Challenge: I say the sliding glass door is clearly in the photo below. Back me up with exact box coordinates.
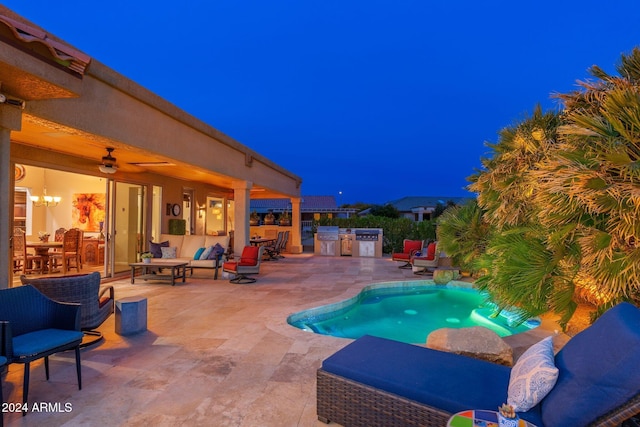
[107,182,146,276]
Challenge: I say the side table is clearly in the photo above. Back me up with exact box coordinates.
[448,409,536,427]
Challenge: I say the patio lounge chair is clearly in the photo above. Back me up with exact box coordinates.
[222,245,265,284]
[0,285,83,416]
[20,272,115,347]
[412,241,439,275]
[317,302,640,426]
[391,239,423,269]
[264,231,284,260]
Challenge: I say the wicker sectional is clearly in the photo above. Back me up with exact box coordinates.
[317,369,450,427]
[317,303,640,427]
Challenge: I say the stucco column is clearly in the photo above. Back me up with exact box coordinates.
[0,105,22,288]
[289,197,302,253]
[232,180,252,256]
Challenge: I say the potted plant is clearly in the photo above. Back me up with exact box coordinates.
[38,231,50,242]
[497,403,519,426]
[279,210,291,226]
[250,211,260,226]
[264,210,275,225]
[140,252,153,263]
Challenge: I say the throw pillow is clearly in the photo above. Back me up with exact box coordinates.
[507,336,559,412]
[161,246,177,259]
[194,247,206,260]
[149,240,169,258]
[207,243,225,260]
[200,246,214,260]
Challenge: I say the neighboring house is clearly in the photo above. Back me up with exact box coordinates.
[360,196,475,221]
[251,195,356,225]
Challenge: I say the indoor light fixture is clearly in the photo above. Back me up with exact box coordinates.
[31,190,61,207]
[99,147,118,174]
[31,169,61,207]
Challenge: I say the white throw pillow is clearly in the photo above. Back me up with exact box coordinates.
[200,246,214,260]
[161,246,177,259]
[507,336,559,412]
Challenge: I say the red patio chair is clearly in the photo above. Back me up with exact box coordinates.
[391,239,423,269]
[222,246,265,284]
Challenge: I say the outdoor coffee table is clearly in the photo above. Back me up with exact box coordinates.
[129,261,188,286]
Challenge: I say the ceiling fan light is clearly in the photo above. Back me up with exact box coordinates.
[99,147,118,174]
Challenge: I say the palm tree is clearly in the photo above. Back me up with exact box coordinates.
[534,48,640,316]
[436,200,490,275]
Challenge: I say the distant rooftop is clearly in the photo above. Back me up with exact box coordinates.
[387,196,475,211]
[251,195,355,213]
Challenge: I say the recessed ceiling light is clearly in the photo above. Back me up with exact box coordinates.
[128,162,176,167]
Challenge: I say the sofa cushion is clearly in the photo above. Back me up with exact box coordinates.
[190,259,217,268]
[13,329,83,356]
[179,235,204,259]
[149,240,169,258]
[507,336,558,411]
[160,234,186,256]
[541,302,640,426]
[321,335,543,426]
[204,235,230,249]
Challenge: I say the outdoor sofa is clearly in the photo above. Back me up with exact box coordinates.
[150,234,229,279]
[317,302,640,426]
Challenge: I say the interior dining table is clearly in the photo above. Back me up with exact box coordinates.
[26,241,63,274]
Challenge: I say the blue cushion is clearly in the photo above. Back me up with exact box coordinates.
[13,329,83,357]
[321,335,543,426]
[200,246,214,260]
[149,240,169,258]
[208,243,225,260]
[541,302,640,426]
[194,247,205,260]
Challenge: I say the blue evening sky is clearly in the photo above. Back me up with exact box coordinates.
[5,1,640,204]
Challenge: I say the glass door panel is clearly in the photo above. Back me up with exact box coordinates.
[110,182,146,275]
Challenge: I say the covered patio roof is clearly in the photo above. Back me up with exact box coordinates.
[0,5,301,199]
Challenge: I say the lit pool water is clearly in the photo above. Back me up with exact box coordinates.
[287,281,539,344]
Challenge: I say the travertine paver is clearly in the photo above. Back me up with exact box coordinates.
[2,254,563,426]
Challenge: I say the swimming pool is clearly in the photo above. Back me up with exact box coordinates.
[287,280,540,344]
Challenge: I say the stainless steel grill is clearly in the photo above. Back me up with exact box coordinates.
[316,226,339,241]
[355,229,380,241]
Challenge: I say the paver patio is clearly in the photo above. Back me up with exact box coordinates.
[2,254,564,426]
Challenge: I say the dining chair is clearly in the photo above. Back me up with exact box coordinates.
[50,228,67,272]
[50,228,81,274]
[12,228,43,275]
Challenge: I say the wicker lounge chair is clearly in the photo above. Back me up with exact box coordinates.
[317,302,640,426]
[391,239,423,269]
[0,285,83,416]
[21,272,114,346]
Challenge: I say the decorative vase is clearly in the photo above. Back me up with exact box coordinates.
[143,258,151,264]
[497,413,520,427]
